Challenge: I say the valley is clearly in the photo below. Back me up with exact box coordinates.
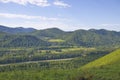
[0,0,120,79]
[0,25,120,80]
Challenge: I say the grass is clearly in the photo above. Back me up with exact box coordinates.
[78,48,120,80]
[81,49,120,69]
[0,68,81,80]
[0,47,116,80]
[62,47,95,52]
[48,39,65,43]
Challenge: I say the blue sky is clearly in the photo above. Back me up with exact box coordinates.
[0,0,120,31]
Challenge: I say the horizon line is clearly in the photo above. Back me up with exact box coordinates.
[0,24,120,32]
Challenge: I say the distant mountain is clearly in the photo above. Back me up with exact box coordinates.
[0,31,7,38]
[0,25,36,34]
[2,35,50,47]
[31,28,120,47]
[66,29,120,47]
[0,25,120,47]
[31,28,65,39]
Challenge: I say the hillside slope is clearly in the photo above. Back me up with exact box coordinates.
[66,29,120,47]
[3,35,50,47]
[81,49,120,69]
[79,49,120,80]
[31,28,65,39]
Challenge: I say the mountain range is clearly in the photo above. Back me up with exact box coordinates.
[0,25,36,34]
[0,25,120,47]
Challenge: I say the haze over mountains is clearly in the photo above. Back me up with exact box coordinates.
[0,25,120,33]
[0,25,120,47]
[0,25,36,34]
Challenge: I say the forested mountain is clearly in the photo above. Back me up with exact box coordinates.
[5,35,51,47]
[0,25,120,47]
[31,28,65,39]
[0,25,36,34]
[0,35,50,47]
[66,29,120,47]
[0,31,7,38]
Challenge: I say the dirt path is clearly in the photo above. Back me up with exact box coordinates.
[0,58,74,66]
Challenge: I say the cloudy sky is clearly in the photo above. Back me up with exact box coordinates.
[0,0,120,31]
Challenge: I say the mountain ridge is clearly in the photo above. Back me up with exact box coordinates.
[0,25,36,34]
[1,25,120,32]
[0,25,120,47]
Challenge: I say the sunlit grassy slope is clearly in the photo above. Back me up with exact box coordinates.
[79,49,120,80]
[48,39,65,43]
[81,49,120,69]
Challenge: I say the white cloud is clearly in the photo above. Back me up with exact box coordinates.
[0,13,58,21]
[0,12,73,30]
[0,0,71,8]
[0,0,50,7]
[53,0,71,8]
[0,22,76,31]
[96,23,120,31]
[99,24,120,27]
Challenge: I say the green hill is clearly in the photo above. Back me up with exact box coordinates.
[32,28,120,47]
[31,28,65,39]
[66,29,120,47]
[81,49,120,69]
[3,35,50,47]
[79,49,120,80]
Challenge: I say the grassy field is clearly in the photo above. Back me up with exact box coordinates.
[0,47,118,80]
[81,49,120,69]
[0,47,99,64]
[48,39,65,43]
[79,48,120,80]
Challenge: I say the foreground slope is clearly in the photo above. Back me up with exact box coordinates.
[81,49,120,69]
[80,49,120,80]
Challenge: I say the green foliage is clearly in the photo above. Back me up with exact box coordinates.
[66,29,120,47]
[1,26,120,47]
[0,47,112,80]
[0,47,110,64]
[8,35,50,47]
[0,35,50,47]
[31,28,65,38]
[48,39,65,43]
